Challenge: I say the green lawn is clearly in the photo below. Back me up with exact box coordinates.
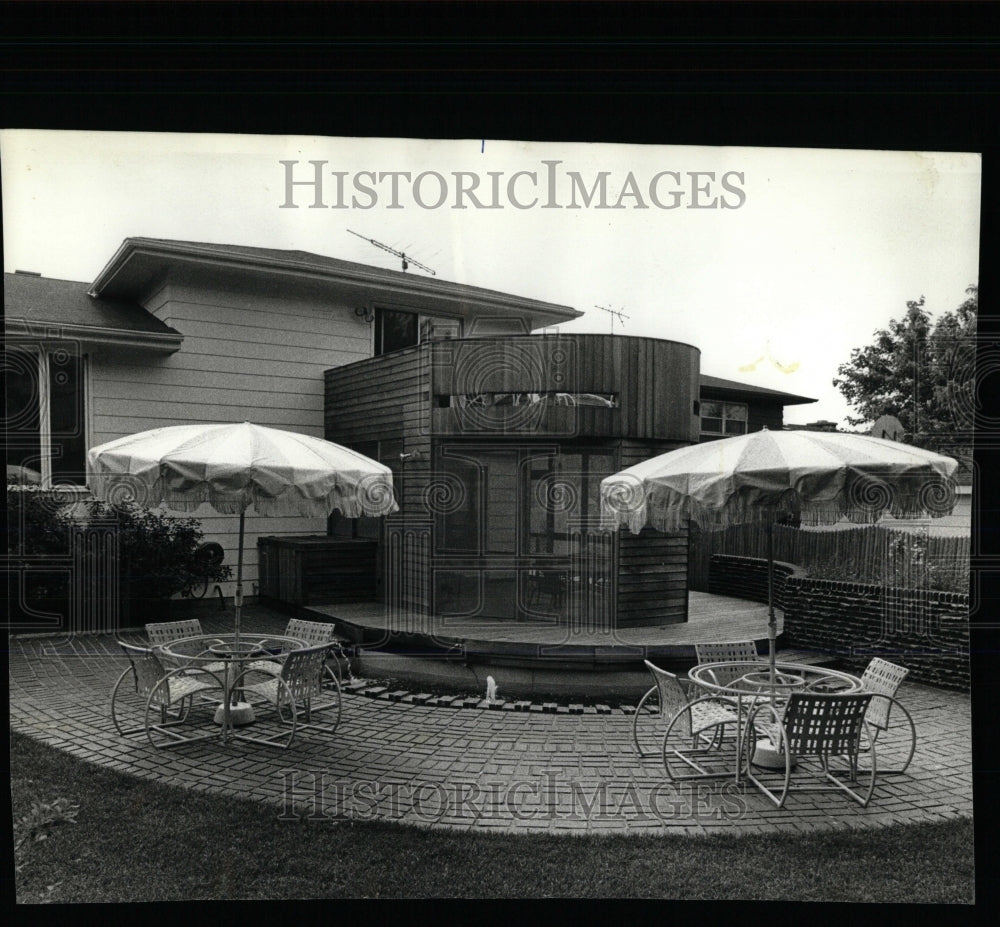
[11,729,974,903]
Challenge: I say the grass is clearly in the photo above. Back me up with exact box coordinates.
[11,729,974,903]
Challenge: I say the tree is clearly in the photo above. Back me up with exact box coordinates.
[833,286,977,474]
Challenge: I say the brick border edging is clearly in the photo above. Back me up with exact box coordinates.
[341,679,654,715]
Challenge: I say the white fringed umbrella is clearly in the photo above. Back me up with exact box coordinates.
[600,428,959,685]
[87,421,398,643]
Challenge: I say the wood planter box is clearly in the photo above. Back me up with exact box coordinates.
[257,536,377,607]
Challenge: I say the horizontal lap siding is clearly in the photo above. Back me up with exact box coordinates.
[88,281,370,596]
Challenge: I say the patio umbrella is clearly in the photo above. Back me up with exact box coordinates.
[86,421,398,644]
[599,428,959,688]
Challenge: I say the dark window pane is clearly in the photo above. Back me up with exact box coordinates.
[49,353,86,484]
[725,419,747,435]
[436,454,480,553]
[4,351,42,479]
[376,309,419,355]
[701,417,723,433]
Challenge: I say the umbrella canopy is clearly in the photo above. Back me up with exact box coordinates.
[600,429,959,691]
[87,422,399,642]
[600,429,958,536]
[87,421,398,519]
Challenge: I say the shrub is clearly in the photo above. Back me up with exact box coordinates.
[85,500,232,598]
[5,490,231,606]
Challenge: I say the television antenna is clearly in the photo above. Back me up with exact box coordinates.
[347,229,437,275]
[595,305,630,333]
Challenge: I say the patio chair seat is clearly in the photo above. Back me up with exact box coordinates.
[689,699,743,735]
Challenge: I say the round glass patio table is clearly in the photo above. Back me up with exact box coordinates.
[686,661,865,780]
[156,633,308,739]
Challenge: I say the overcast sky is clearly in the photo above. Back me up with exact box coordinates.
[1,130,982,426]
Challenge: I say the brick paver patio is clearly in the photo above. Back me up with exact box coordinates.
[8,609,974,834]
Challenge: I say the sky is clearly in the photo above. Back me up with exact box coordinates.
[1,130,982,427]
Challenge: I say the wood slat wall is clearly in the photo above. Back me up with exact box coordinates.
[325,348,433,611]
[615,439,691,626]
[430,334,700,441]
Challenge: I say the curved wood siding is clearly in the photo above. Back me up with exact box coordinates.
[325,335,699,627]
[429,335,699,441]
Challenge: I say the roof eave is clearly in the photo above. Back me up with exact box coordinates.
[90,238,585,324]
[5,317,184,354]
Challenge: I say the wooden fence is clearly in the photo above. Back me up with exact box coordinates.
[688,523,970,593]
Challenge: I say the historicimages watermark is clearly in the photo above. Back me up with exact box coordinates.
[279,160,746,211]
[278,770,748,824]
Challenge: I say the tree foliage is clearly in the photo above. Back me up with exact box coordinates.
[833,286,977,472]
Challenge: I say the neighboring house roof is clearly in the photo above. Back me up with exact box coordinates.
[4,272,184,353]
[699,374,816,406]
[89,237,584,329]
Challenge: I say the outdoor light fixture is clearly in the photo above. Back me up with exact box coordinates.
[355,305,375,323]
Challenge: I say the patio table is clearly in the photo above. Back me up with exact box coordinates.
[156,633,307,741]
[687,660,864,782]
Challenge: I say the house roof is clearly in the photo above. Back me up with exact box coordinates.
[90,237,584,328]
[4,272,184,352]
[699,374,816,406]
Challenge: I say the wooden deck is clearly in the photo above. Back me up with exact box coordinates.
[304,591,831,670]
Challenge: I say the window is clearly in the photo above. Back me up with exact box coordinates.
[374,308,463,356]
[374,308,419,355]
[4,347,87,486]
[701,400,748,436]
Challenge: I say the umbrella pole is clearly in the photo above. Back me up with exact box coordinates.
[234,509,245,649]
[767,520,777,701]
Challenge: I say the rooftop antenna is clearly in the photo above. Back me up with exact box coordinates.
[348,229,437,275]
[595,304,630,334]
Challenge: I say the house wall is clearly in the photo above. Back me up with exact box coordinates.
[88,279,372,596]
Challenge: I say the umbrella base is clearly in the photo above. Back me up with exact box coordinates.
[214,702,256,726]
[752,741,797,770]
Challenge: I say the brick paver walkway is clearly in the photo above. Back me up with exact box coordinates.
[8,617,973,834]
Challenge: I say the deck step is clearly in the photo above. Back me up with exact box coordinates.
[774,649,838,666]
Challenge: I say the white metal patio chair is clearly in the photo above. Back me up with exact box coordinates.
[111,641,224,749]
[234,643,343,749]
[744,691,877,808]
[632,660,742,782]
[243,617,351,682]
[694,640,763,687]
[858,657,916,775]
[145,618,205,646]
[799,656,916,775]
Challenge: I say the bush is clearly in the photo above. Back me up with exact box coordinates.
[5,491,232,609]
[86,500,231,599]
